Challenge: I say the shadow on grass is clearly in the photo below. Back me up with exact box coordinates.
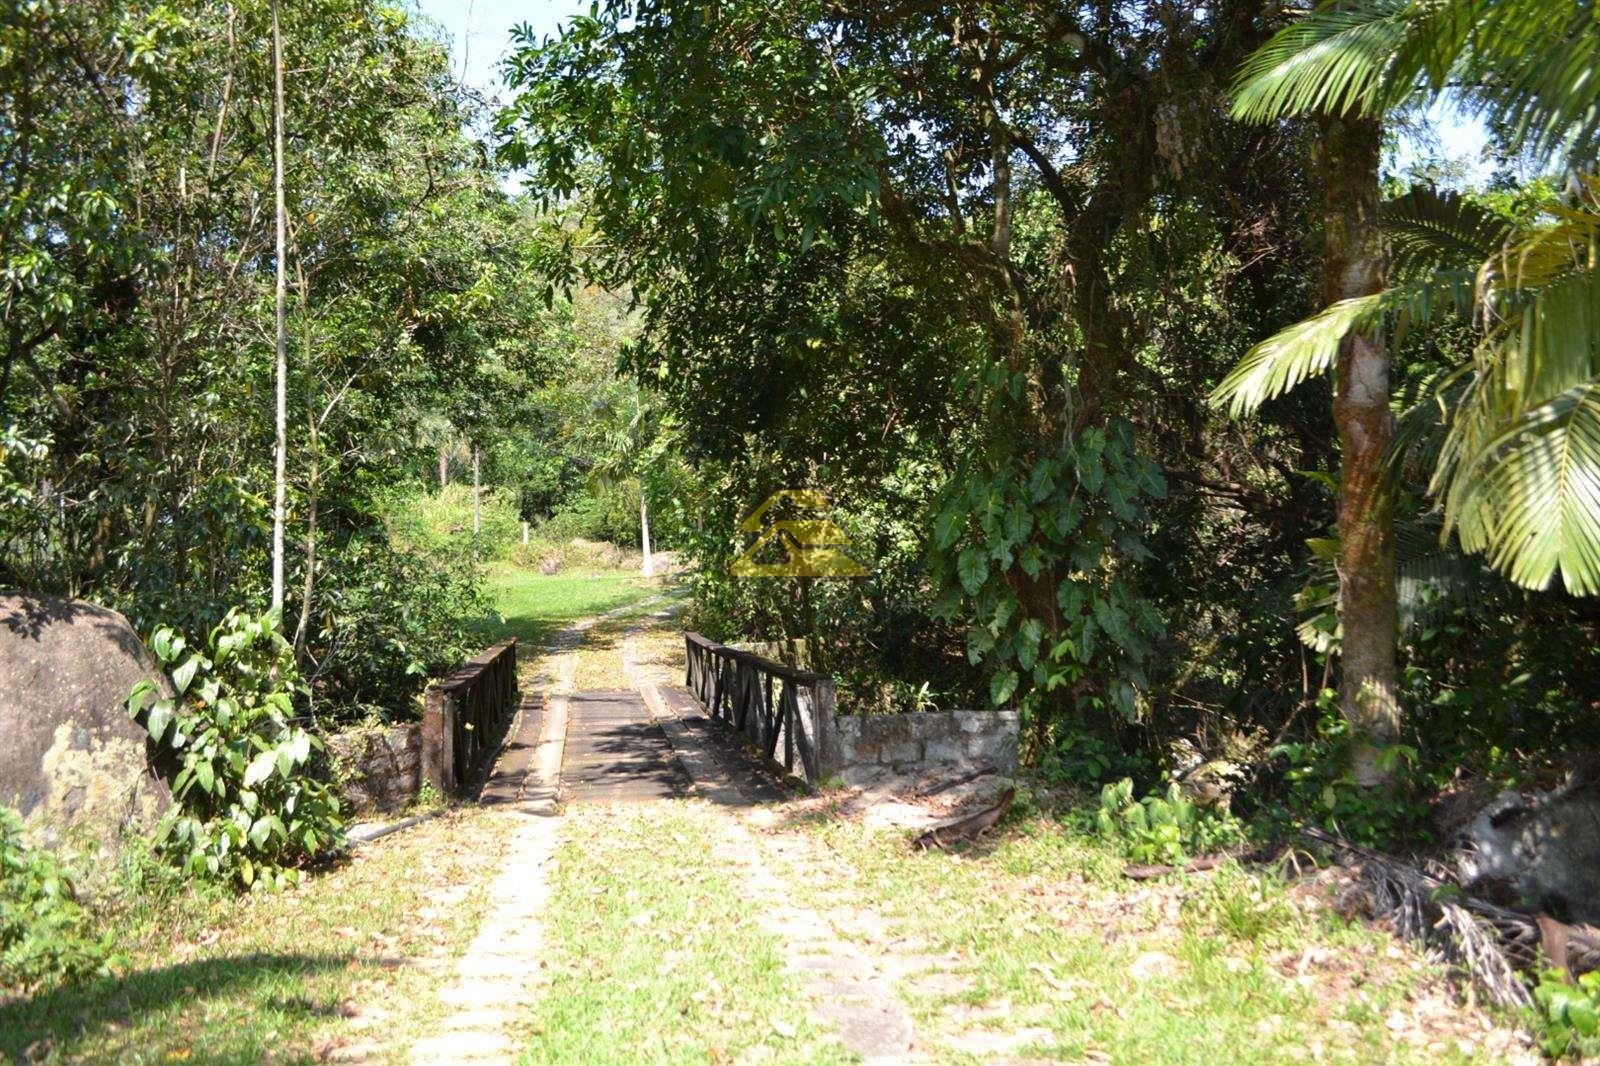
[0,952,353,1059]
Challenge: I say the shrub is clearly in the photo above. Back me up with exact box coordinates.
[536,492,635,545]
[0,807,111,993]
[129,610,346,891]
[1531,969,1600,1060]
[1095,777,1245,865]
[1269,689,1428,846]
[301,534,490,720]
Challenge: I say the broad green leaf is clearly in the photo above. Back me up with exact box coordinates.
[989,669,1018,707]
[172,654,201,695]
[243,749,279,789]
[957,547,988,595]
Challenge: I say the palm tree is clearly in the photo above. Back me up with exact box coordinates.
[588,392,663,578]
[1215,0,1600,782]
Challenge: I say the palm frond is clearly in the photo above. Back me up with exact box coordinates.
[1210,294,1384,416]
[1212,268,1476,417]
[1465,0,1600,167]
[1230,0,1433,124]
[1451,382,1600,594]
[1384,186,1513,278]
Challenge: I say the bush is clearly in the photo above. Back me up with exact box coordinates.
[1531,969,1600,1060]
[129,610,346,891]
[1095,777,1245,865]
[508,536,639,573]
[0,807,111,993]
[536,492,635,545]
[1269,689,1428,846]
[382,483,522,560]
[301,534,490,720]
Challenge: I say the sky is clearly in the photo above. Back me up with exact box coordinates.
[413,0,580,104]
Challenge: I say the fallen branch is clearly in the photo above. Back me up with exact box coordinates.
[1122,854,1231,880]
[912,787,1014,850]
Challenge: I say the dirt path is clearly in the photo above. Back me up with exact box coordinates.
[406,607,600,1064]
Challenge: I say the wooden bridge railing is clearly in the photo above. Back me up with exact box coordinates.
[421,637,518,795]
[684,632,835,783]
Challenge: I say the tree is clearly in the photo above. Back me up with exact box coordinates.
[501,0,1330,750]
[0,0,545,720]
[271,0,289,613]
[588,391,665,577]
[1213,0,1600,782]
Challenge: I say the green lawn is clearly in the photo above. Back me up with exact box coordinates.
[0,808,513,1064]
[482,565,661,651]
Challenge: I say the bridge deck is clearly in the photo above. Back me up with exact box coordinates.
[560,690,690,803]
[477,683,794,808]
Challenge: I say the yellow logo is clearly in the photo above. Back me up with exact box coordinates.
[730,490,869,577]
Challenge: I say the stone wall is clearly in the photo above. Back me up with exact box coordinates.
[326,723,421,815]
[821,710,1019,785]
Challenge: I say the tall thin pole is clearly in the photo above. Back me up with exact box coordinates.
[472,445,481,535]
[270,0,287,613]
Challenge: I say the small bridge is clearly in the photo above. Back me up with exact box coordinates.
[416,633,817,807]
[416,630,1018,807]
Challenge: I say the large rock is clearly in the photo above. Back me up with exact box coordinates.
[0,593,173,858]
[1452,762,1600,926]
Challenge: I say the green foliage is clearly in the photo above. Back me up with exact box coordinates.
[1035,729,1158,791]
[1269,691,1427,846]
[1,0,555,727]
[930,420,1165,729]
[382,484,522,561]
[130,611,345,891]
[1094,778,1246,866]
[299,537,490,719]
[0,808,111,993]
[1531,969,1600,1060]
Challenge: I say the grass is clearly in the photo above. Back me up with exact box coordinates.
[521,805,850,1065]
[1,807,514,1063]
[771,801,1504,1064]
[483,564,659,652]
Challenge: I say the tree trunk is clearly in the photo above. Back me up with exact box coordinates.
[438,444,449,489]
[471,445,481,536]
[640,494,653,577]
[1322,115,1400,788]
[269,0,287,614]
[294,265,316,662]
[295,417,317,658]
